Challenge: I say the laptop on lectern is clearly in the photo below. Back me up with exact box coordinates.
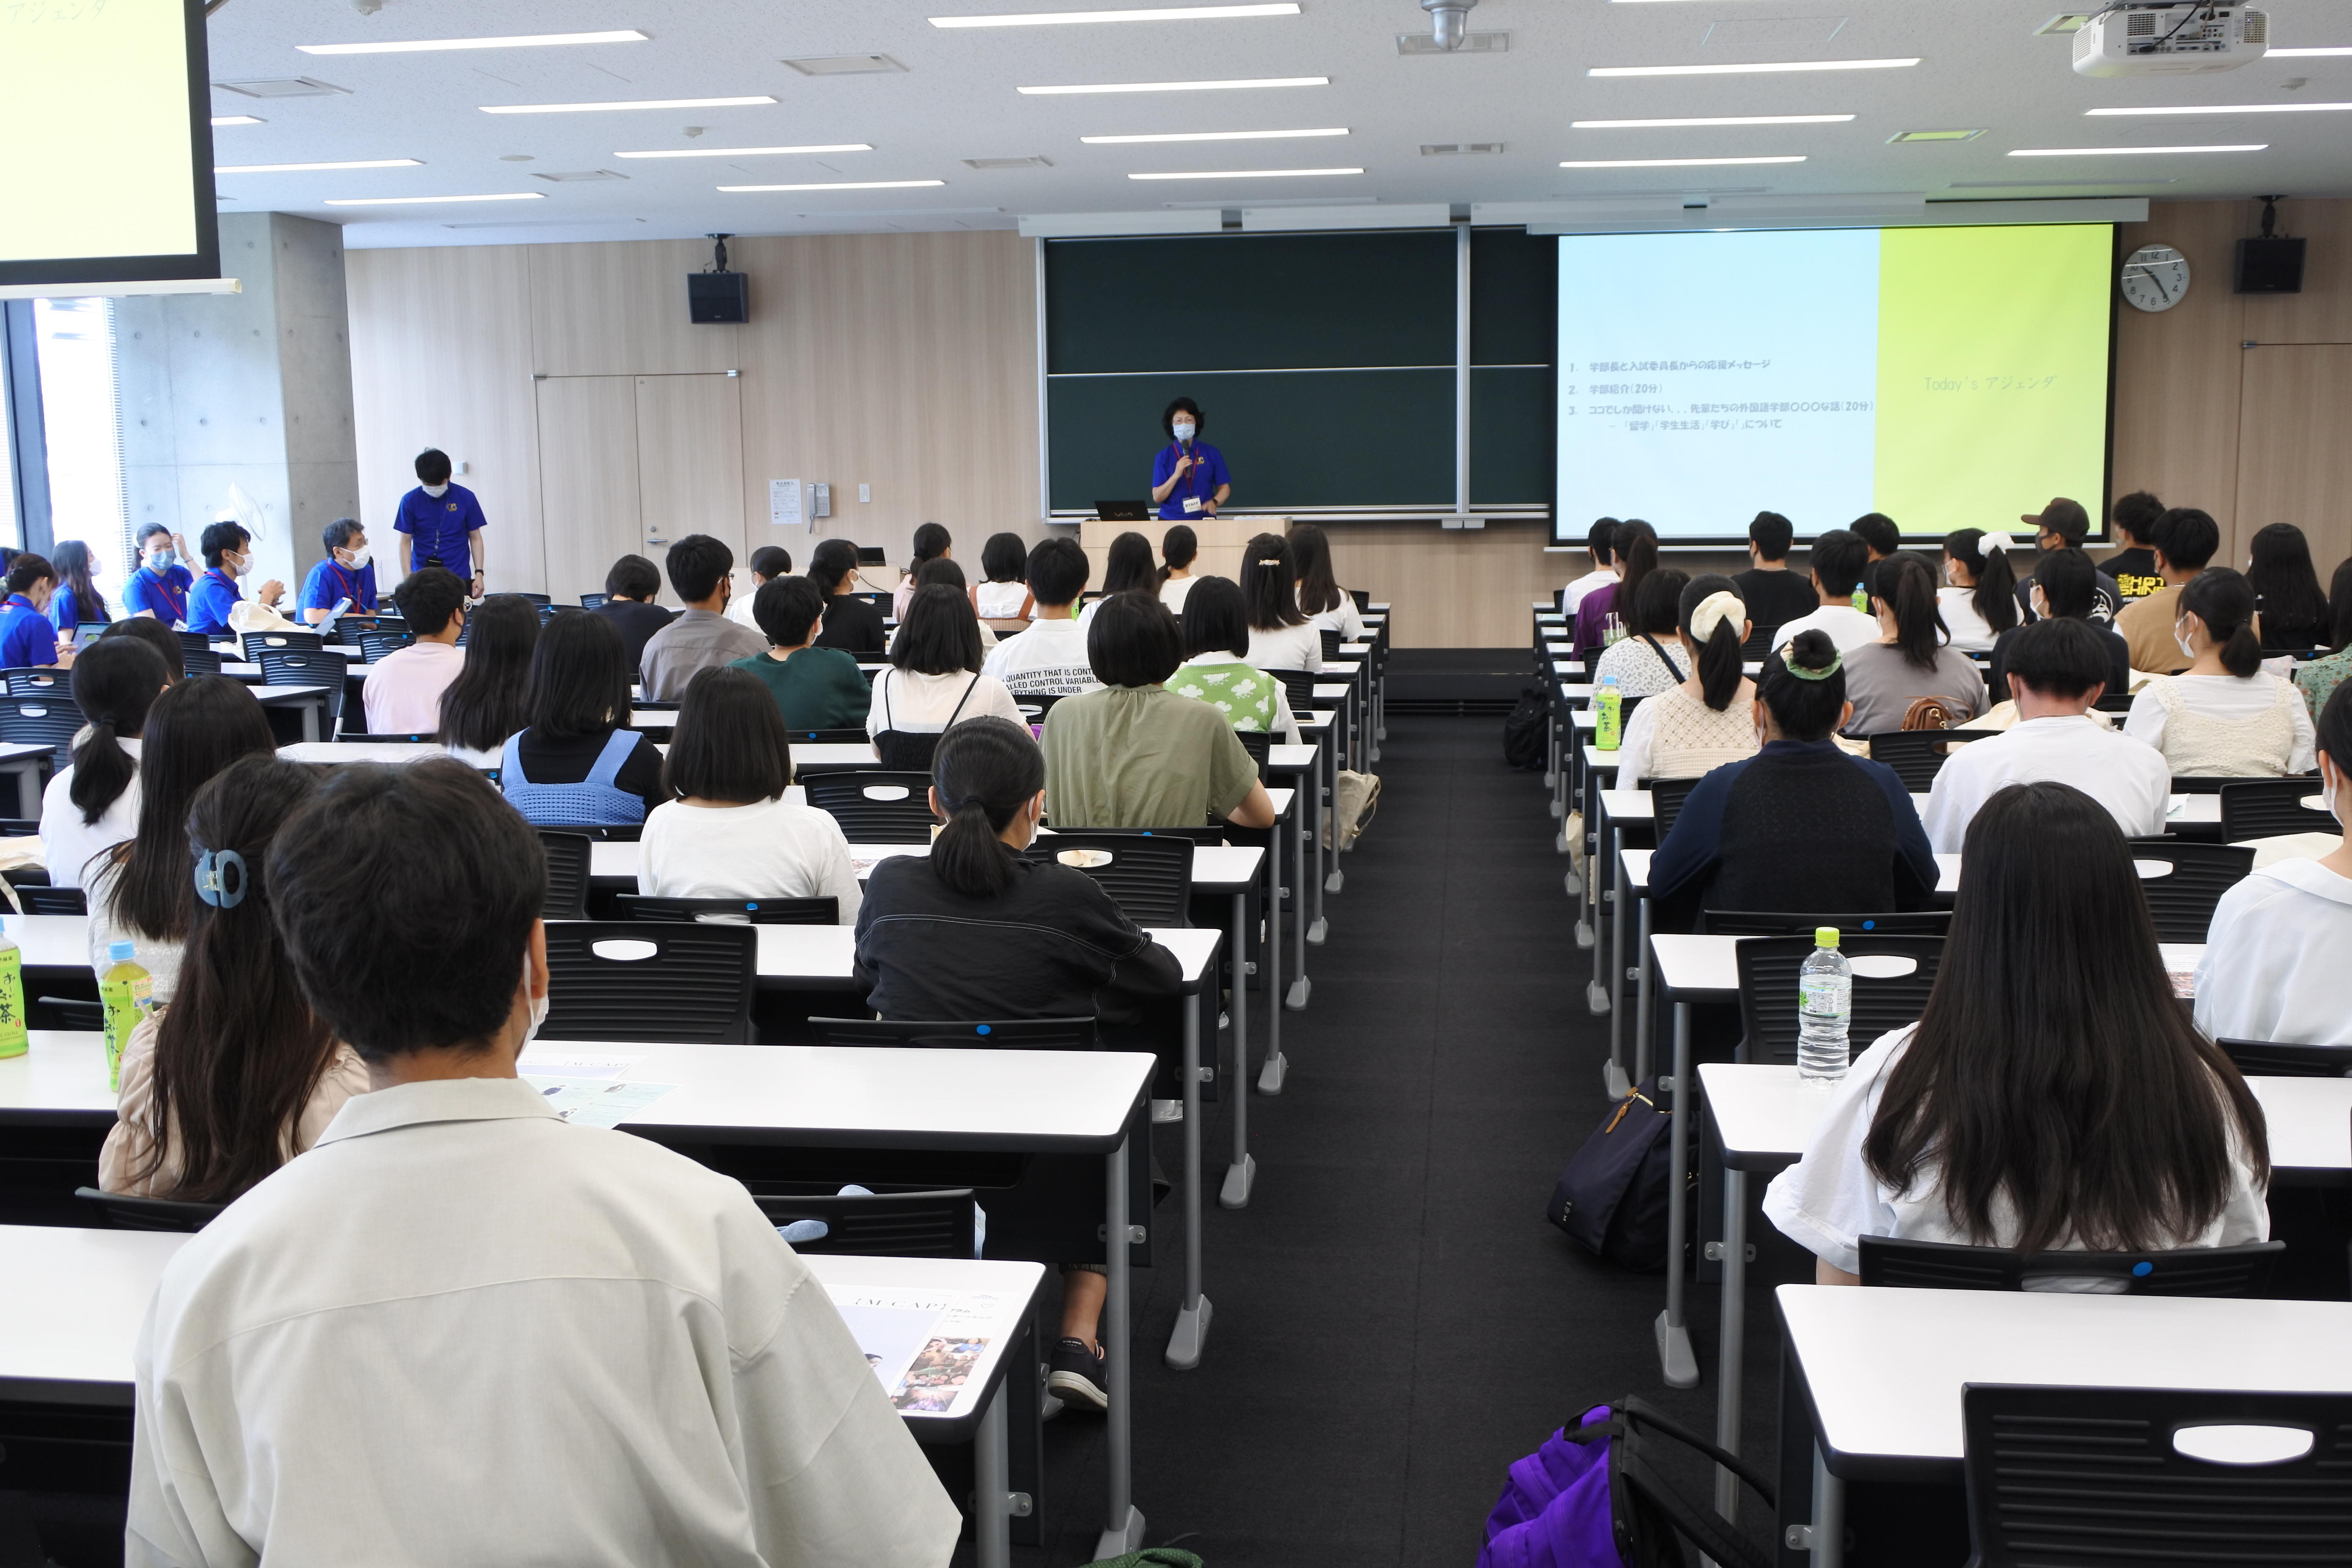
[1094,500,1150,522]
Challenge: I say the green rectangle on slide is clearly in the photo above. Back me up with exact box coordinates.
[1873,225,2113,536]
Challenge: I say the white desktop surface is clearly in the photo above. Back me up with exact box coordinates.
[1646,934,2202,1000]
[590,838,1263,893]
[1267,745,1318,770]
[773,743,886,768]
[1311,685,1350,702]
[0,1031,114,1116]
[0,1225,188,1396]
[1602,791,1935,829]
[0,742,53,766]
[1618,847,1958,896]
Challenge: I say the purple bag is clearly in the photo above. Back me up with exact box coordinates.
[1475,1400,1776,1568]
[1476,1405,1621,1568]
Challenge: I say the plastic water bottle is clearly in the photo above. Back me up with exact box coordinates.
[1594,675,1623,751]
[1797,927,1851,1082]
[0,923,22,1060]
[1851,583,1870,614]
[100,940,153,1092]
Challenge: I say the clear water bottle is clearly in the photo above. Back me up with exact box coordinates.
[1797,926,1851,1082]
[1594,674,1623,751]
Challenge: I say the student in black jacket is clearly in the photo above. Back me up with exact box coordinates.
[588,553,673,672]
[808,537,887,656]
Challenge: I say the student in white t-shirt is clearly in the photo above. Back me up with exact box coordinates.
[1766,780,2270,1285]
[40,636,167,890]
[725,544,792,634]
[2124,568,2317,777]
[1239,531,1322,673]
[1157,523,1200,615]
[1936,528,2022,653]
[1558,517,1620,615]
[974,532,1033,622]
[638,667,862,924]
[1769,528,1881,655]
[981,537,1101,698]
[1075,531,1155,635]
[1287,522,1365,643]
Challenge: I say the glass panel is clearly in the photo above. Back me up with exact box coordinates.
[32,296,127,568]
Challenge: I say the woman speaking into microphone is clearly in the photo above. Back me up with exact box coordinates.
[1151,396,1232,523]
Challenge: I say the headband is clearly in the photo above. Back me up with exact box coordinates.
[1979,531,2014,555]
[194,847,250,909]
[1776,645,1843,682]
[1688,591,1745,644]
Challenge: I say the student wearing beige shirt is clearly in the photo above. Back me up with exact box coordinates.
[2114,504,2221,677]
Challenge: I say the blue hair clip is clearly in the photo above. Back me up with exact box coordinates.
[193,848,249,910]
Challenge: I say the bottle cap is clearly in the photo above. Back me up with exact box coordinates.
[1815,926,1838,948]
[109,940,135,963]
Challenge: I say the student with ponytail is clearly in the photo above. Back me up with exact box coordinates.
[1157,523,1200,614]
[1938,528,2021,652]
[1574,518,1659,662]
[1840,553,1986,735]
[40,636,170,889]
[1614,576,1759,783]
[2124,567,2315,777]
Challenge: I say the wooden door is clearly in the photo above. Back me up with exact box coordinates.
[635,373,748,598]
[2235,346,2352,573]
[534,376,640,605]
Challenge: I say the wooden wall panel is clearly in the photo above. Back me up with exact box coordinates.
[2112,201,2249,553]
[528,242,741,379]
[532,376,639,606]
[635,373,747,578]
[2235,346,2352,574]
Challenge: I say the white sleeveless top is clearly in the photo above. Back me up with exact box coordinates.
[2145,675,2300,777]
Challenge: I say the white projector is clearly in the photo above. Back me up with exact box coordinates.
[2074,3,2269,75]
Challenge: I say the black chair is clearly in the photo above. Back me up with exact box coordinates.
[1733,934,1945,1066]
[176,630,218,663]
[1236,727,1271,777]
[1015,691,1066,723]
[1348,588,1370,612]
[751,1187,978,1258]
[1960,1383,2352,1568]
[1022,833,1193,926]
[336,731,432,744]
[1649,775,1704,838]
[1740,624,1780,662]
[2219,1037,2352,1078]
[73,1186,224,1232]
[1861,1234,2283,1294]
[534,603,561,626]
[254,648,346,731]
[2123,838,2254,942]
[2169,773,2274,795]
[802,771,938,843]
[809,1016,1099,1051]
[0,695,86,771]
[1272,667,1337,712]
[539,921,757,1043]
[0,667,66,697]
[786,728,872,746]
[514,592,552,606]
[16,885,86,915]
[240,629,322,661]
[2093,690,2135,715]
[358,629,414,664]
[2220,778,2330,842]
[1701,910,1951,937]
[580,593,610,610]
[1865,729,1988,792]
[0,818,41,836]
[1318,629,1343,662]
[538,831,591,921]
[619,894,837,926]
[849,591,893,612]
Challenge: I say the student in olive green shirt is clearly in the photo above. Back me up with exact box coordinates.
[728,575,873,733]
[1041,591,1278,832]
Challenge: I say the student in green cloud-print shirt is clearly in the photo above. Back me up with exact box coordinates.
[1167,575,1301,741]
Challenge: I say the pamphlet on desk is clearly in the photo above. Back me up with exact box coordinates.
[519,1053,675,1129]
[828,1285,1011,1418]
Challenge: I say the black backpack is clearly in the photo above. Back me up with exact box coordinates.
[1502,685,1548,770]
[1546,1079,1681,1272]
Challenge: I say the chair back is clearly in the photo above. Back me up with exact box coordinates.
[1864,729,1987,792]
[514,592,552,606]
[537,831,592,921]
[338,732,432,744]
[0,696,87,771]
[751,1188,978,1259]
[357,629,413,664]
[801,770,939,843]
[1699,909,1951,937]
[786,728,872,746]
[0,668,65,698]
[1860,1234,2283,1295]
[579,592,610,611]
[539,921,756,1043]
[16,884,86,915]
[1023,833,1194,926]
[74,1185,223,1232]
[2219,1037,2352,1078]
[240,629,322,661]
[2093,691,2135,715]
[1740,624,1780,662]
[176,629,218,662]
[619,894,837,926]
[180,645,223,676]
[808,1016,1099,1051]
[2124,838,2254,942]
[2220,779,2331,843]
[254,648,346,727]
[1733,933,1944,1066]
[1236,728,1271,777]
[1015,691,1066,724]
[1271,668,1329,711]
[1318,629,1343,662]
[1349,588,1370,612]
[2168,773,2278,795]
[1649,775,1705,838]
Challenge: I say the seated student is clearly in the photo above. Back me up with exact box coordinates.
[361,568,468,737]
[1936,529,2021,654]
[2124,567,2316,777]
[981,537,1100,697]
[186,520,290,638]
[41,637,169,890]
[1840,554,1986,735]
[101,756,368,1199]
[122,523,194,627]
[1239,533,1323,673]
[1650,630,1938,916]
[501,610,666,826]
[1923,618,2169,852]
[2115,506,2221,675]
[1558,517,1620,617]
[2196,683,2352,1046]
[130,758,958,1566]
[1764,780,2270,1285]
[1157,523,1200,615]
[638,535,768,702]
[2247,521,2331,652]
[48,539,113,640]
[854,716,1182,1412]
[88,676,276,1002]
[893,522,953,622]
[590,553,674,672]
[1615,576,1758,784]
[809,537,888,656]
[1573,519,1658,661]
[639,668,861,923]
[1042,592,1278,831]
[1732,511,1822,634]
[436,594,538,768]
[1765,528,1880,655]
[868,583,1022,768]
[1076,530,1156,634]
[1987,547,2132,703]
[99,614,187,681]
[2295,557,2352,721]
[1590,567,1692,699]
[1172,574,1304,743]
[299,517,379,627]
[1288,522,1366,643]
[975,531,1034,622]
[2013,499,2121,624]
[898,557,994,651]
[730,574,873,731]
[1848,510,1903,570]
[2103,489,2167,602]
[726,544,792,633]
[0,553,71,669]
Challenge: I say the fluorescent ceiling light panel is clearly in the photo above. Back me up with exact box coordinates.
[218,158,422,173]
[1559,155,1805,167]
[481,96,776,114]
[1888,128,1983,142]
[2009,144,2266,155]
[1127,166,1361,178]
[298,30,648,54]
[1018,76,1327,93]
[2268,46,2352,57]
[1081,126,1346,142]
[1588,58,1919,76]
[1570,113,1853,127]
[211,116,263,126]
[324,192,544,205]
[719,179,949,191]
[615,143,874,158]
[2086,102,2352,115]
[932,4,1298,25]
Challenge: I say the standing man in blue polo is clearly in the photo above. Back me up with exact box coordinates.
[1148,396,1232,524]
[122,523,194,626]
[187,522,288,637]
[300,517,380,627]
[395,448,487,596]
[0,555,71,669]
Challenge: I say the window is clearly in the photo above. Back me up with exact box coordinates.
[32,297,129,570]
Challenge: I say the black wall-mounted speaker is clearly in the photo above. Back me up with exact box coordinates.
[688,271,749,323]
[2234,236,2306,294]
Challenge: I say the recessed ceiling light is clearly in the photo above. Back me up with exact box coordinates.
[1018,76,1328,94]
[1887,128,1984,142]
[964,155,1054,168]
[2034,12,2092,34]
[211,115,264,126]
[718,179,949,191]
[1588,58,1919,76]
[297,30,649,54]
[218,158,423,173]
[2086,101,2352,115]
[1127,166,1361,178]
[1570,114,1854,128]
[615,143,874,158]
[1081,126,1347,142]
[932,4,1298,26]
[482,96,777,114]
[324,192,546,205]
[2268,46,2352,57]
[2008,144,2267,155]
[533,169,629,182]
[1559,154,1806,167]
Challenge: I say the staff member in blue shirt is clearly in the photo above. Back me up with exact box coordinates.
[47,540,112,640]
[1149,396,1231,524]
[0,555,71,670]
[122,524,194,626]
[187,522,289,638]
[300,517,380,627]
[395,447,487,595]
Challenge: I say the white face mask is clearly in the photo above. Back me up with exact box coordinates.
[1172,423,1196,443]
[523,954,549,1044]
[225,550,249,577]
[2175,617,2198,662]
[422,482,449,498]
[339,545,371,571]
[2029,586,2048,621]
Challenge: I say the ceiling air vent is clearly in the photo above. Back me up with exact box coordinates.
[1421,142,1504,155]
[781,54,906,75]
[532,169,629,182]
[214,77,348,97]
[963,156,1054,169]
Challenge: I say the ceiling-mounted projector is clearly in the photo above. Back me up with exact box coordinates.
[2074,3,2268,75]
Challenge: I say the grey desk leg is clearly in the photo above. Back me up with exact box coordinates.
[301,701,321,745]
[1311,741,1334,930]
[1259,828,1288,1094]
[8,761,36,822]
[1805,1443,1846,1568]
[1222,890,1255,1206]
[1633,897,1655,1087]
[1607,828,1629,1071]
[1167,991,1211,1368]
[1655,1000,1700,1388]
[1584,795,1610,1010]
[1286,771,1312,1010]
[1714,1167,1749,1522]
[976,1386,1012,1568]
[1097,1132,1145,1559]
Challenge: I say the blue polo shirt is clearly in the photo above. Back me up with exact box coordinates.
[1151,441,1231,522]
[121,564,192,626]
[48,583,109,636]
[186,569,243,637]
[301,557,378,618]
[0,595,60,668]
[395,483,487,579]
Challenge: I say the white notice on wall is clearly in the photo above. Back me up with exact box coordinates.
[769,479,805,530]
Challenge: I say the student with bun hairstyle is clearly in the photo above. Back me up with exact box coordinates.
[1769,780,2269,1285]
[1287,522,1365,642]
[1238,532,1323,672]
[1157,523,1200,614]
[1840,553,1986,735]
[1589,566,1691,699]
[2124,567,2315,777]
[1574,518,1659,662]
[1938,528,2021,653]
[1171,574,1302,742]
[975,531,1033,621]
[1078,530,1156,634]
[808,537,887,656]
[40,635,170,890]
[1615,575,1758,784]
[1649,629,1937,916]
